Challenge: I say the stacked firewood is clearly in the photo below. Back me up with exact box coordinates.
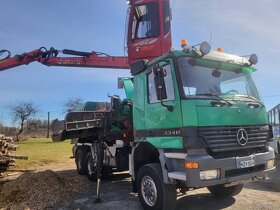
[0,135,17,173]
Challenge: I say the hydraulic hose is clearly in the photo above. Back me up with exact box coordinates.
[0,50,11,61]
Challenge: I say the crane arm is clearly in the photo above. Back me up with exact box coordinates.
[0,47,129,71]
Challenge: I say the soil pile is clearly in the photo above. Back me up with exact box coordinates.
[0,170,72,209]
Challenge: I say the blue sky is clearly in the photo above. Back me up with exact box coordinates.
[0,0,280,126]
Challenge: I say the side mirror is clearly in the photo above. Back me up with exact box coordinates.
[153,66,167,100]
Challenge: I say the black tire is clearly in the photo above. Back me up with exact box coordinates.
[137,163,176,210]
[277,142,280,155]
[207,184,243,198]
[75,148,87,175]
[102,165,112,179]
[86,152,97,181]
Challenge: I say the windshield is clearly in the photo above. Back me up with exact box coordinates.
[178,57,261,101]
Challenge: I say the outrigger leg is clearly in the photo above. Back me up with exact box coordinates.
[95,141,103,203]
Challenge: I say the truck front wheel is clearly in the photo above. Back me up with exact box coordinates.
[75,148,87,175]
[207,184,243,198]
[137,163,176,210]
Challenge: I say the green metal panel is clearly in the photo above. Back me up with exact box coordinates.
[146,137,183,149]
[123,79,133,100]
[118,77,134,100]
[133,73,146,130]
[181,100,199,126]
[195,99,268,126]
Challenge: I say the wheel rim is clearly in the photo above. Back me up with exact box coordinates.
[141,175,158,206]
[87,154,96,175]
[77,154,82,170]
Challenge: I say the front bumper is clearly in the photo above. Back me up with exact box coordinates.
[185,147,276,188]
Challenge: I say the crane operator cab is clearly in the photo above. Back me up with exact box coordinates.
[127,0,172,64]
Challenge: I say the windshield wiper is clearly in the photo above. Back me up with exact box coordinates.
[196,93,232,106]
[236,95,264,107]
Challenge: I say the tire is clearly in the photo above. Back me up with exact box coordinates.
[137,163,176,210]
[86,152,97,181]
[75,148,87,175]
[102,165,112,179]
[207,184,243,198]
[277,142,280,155]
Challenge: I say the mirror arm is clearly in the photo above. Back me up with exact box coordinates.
[161,101,174,112]
[158,87,174,112]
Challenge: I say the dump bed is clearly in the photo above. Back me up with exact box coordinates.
[52,110,113,141]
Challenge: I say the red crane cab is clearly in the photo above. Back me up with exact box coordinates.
[127,0,172,64]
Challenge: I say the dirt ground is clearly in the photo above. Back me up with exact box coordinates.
[0,156,279,210]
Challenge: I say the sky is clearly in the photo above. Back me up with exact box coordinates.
[0,0,280,126]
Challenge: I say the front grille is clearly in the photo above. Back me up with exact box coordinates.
[199,125,269,153]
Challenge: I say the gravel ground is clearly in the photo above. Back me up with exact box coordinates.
[0,156,279,210]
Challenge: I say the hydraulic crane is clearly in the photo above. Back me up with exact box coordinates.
[0,0,172,71]
[1,2,274,210]
[0,0,173,205]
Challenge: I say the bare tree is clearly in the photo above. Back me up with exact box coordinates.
[64,97,83,113]
[10,102,38,140]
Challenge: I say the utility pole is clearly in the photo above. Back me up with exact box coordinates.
[47,111,50,138]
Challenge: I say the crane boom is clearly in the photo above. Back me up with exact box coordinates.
[0,48,129,71]
[0,0,172,71]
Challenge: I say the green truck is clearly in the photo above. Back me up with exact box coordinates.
[54,42,276,210]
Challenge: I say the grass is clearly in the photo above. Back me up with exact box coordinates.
[12,138,73,169]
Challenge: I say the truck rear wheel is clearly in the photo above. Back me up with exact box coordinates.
[75,148,87,175]
[207,184,243,198]
[137,163,176,210]
[86,152,97,181]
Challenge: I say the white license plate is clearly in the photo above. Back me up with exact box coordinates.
[237,159,255,169]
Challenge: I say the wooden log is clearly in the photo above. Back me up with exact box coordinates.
[5,155,28,160]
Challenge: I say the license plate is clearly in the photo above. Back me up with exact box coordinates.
[237,159,255,169]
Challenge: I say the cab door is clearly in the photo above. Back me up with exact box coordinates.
[144,60,183,148]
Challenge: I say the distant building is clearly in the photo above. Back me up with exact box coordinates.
[268,104,280,138]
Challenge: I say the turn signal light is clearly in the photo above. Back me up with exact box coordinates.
[185,162,199,169]
[217,47,223,52]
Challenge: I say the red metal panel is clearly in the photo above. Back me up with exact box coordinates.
[44,55,129,69]
[0,49,42,71]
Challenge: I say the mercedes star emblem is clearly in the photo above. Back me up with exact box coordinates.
[237,129,248,146]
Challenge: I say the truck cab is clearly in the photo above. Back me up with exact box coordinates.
[56,42,276,210]
[130,42,276,209]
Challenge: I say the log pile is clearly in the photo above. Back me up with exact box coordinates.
[0,134,27,174]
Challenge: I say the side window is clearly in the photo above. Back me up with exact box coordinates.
[276,109,279,125]
[131,3,159,40]
[269,112,272,124]
[163,2,171,35]
[148,64,174,103]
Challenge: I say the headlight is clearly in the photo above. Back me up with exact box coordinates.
[267,159,275,169]
[200,169,220,180]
